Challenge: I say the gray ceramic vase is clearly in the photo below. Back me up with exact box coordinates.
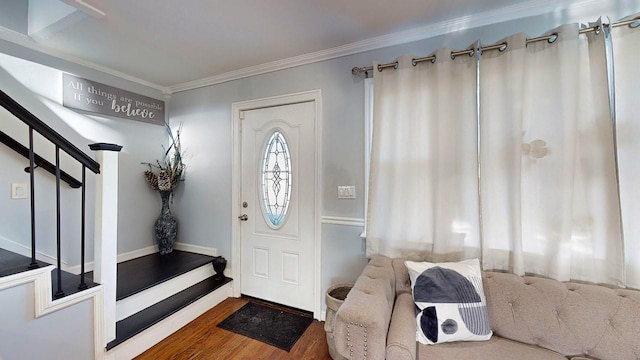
[155,190,177,255]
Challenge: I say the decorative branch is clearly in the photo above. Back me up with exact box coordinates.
[142,122,185,192]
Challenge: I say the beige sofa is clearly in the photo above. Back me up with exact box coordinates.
[327,255,640,360]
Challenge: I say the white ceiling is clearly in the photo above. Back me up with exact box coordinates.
[0,0,607,91]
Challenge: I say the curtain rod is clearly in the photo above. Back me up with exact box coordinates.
[352,16,640,76]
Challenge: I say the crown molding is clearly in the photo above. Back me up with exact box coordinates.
[169,0,600,93]
[0,0,607,95]
[0,26,169,94]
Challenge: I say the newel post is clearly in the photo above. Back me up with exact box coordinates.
[90,143,122,343]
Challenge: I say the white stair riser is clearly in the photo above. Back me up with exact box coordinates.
[116,264,215,321]
[105,281,232,360]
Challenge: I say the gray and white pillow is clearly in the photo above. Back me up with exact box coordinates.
[405,258,492,345]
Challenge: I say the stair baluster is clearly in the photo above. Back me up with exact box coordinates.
[54,145,64,299]
[28,127,38,270]
[78,166,88,290]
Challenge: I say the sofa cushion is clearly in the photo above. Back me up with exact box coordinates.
[406,259,492,345]
[416,335,567,360]
[386,292,417,360]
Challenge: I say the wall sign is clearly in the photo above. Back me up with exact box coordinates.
[62,73,165,125]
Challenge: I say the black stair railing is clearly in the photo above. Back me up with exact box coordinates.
[0,89,100,298]
[0,130,82,188]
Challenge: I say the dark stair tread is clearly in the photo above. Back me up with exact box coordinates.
[50,269,98,299]
[1,248,98,299]
[0,248,48,277]
[106,276,232,350]
[115,250,216,301]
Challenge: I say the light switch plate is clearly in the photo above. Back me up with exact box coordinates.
[11,183,28,199]
[338,185,356,199]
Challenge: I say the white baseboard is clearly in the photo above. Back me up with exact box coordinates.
[116,263,215,321]
[65,262,95,275]
[0,239,218,275]
[105,282,233,360]
[116,243,218,261]
[64,245,159,275]
[0,235,69,268]
[117,245,159,263]
[173,242,218,257]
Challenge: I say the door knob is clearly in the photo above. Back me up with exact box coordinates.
[238,214,248,221]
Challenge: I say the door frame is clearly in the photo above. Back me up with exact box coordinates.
[231,90,323,319]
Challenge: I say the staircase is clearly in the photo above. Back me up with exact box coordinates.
[104,250,232,359]
[0,87,233,359]
[0,85,113,359]
[1,246,233,359]
[0,88,101,299]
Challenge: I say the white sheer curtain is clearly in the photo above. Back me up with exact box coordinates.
[366,48,480,260]
[613,16,640,289]
[366,19,637,287]
[480,23,624,285]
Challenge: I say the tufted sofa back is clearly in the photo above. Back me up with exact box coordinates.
[392,260,640,360]
[482,272,640,360]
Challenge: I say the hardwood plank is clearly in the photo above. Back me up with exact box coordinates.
[136,297,332,360]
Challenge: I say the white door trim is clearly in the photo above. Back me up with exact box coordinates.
[231,90,323,319]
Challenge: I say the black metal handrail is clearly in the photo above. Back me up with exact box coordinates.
[0,90,100,174]
[0,89,100,298]
[0,130,82,188]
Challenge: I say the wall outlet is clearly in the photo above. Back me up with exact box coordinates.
[337,185,356,199]
[11,183,28,199]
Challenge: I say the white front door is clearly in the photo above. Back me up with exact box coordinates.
[239,101,316,311]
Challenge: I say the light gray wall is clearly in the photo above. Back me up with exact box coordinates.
[0,1,28,34]
[169,2,639,310]
[0,281,94,360]
[0,45,168,263]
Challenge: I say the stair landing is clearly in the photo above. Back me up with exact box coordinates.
[0,248,98,298]
[0,248,47,277]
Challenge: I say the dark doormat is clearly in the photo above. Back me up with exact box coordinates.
[217,301,313,351]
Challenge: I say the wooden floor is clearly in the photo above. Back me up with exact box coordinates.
[136,297,332,360]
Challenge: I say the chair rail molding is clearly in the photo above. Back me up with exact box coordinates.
[321,216,365,227]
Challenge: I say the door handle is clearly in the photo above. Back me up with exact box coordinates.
[238,214,248,221]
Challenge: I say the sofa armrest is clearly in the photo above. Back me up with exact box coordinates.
[386,292,417,360]
[334,287,391,360]
[331,255,395,360]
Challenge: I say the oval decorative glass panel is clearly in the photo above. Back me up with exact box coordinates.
[261,131,292,227]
